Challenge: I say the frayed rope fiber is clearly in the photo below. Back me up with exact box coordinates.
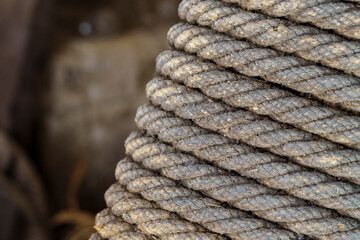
[92,0,360,239]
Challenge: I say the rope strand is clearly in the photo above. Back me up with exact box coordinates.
[156,50,360,150]
[167,23,360,113]
[179,0,360,76]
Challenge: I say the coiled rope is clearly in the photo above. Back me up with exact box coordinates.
[179,0,360,76]
[219,0,360,40]
[104,183,225,239]
[91,0,360,238]
[94,208,150,240]
[156,50,360,150]
[116,158,303,239]
[168,23,360,113]
[115,157,360,239]
[125,131,360,220]
[145,79,360,183]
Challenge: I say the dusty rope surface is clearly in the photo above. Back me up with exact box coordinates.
[116,158,300,240]
[156,50,360,150]
[95,208,151,240]
[125,131,360,220]
[168,23,360,113]
[104,183,225,240]
[220,0,360,39]
[145,79,360,183]
[179,0,360,76]
[91,0,360,238]
[116,157,360,239]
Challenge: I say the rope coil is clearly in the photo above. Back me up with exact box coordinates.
[95,208,151,240]
[125,131,360,220]
[156,50,360,150]
[220,0,360,39]
[114,157,360,239]
[91,0,360,238]
[167,23,360,113]
[144,78,360,184]
[116,158,304,239]
[104,183,225,239]
[179,0,360,76]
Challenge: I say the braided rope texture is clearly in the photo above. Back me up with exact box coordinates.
[104,183,225,239]
[145,78,360,183]
[179,0,360,76]
[156,50,360,150]
[91,0,360,239]
[220,0,360,39]
[95,208,151,240]
[167,22,360,113]
[116,157,305,239]
[115,157,360,239]
[125,131,360,220]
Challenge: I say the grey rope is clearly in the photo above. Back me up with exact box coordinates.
[104,183,225,240]
[156,50,360,150]
[125,131,360,220]
[220,0,360,39]
[116,157,300,240]
[91,0,360,238]
[95,208,151,240]
[167,23,360,113]
[179,0,360,76]
[145,78,360,183]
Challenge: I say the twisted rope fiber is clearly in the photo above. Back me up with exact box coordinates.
[156,50,360,150]
[135,103,360,194]
[167,23,360,113]
[145,78,360,184]
[95,208,151,240]
[125,131,360,221]
[104,183,225,240]
[220,0,360,39]
[179,0,360,77]
[116,157,301,240]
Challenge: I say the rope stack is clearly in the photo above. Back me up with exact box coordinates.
[91,0,360,239]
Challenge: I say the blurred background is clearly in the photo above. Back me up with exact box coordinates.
[0,0,180,239]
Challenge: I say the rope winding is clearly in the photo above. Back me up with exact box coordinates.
[144,78,360,184]
[219,0,360,39]
[167,23,360,113]
[91,0,360,238]
[115,157,360,239]
[156,50,360,150]
[95,208,150,240]
[179,0,360,76]
[104,183,225,239]
[125,131,360,220]
[116,157,300,240]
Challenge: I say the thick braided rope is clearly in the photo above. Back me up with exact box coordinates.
[220,0,360,39]
[179,0,360,76]
[95,208,150,240]
[125,131,360,221]
[116,157,300,240]
[145,78,360,183]
[116,157,360,239]
[104,183,225,240]
[156,50,360,150]
[135,103,360,186]
[167,23,360,113]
